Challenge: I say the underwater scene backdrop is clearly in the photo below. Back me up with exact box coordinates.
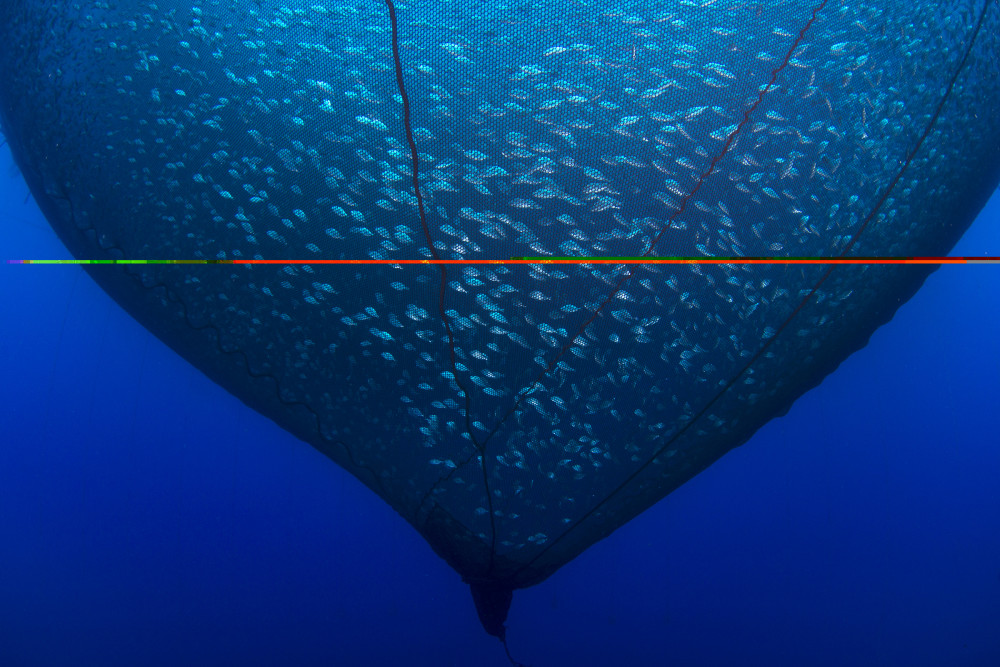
[2,0,1000,664]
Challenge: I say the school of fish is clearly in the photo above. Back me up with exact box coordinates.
[0,0,998,589]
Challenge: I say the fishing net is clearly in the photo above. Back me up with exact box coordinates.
[2,0,998,641]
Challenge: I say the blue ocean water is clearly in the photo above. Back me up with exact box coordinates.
[1,139,999,667]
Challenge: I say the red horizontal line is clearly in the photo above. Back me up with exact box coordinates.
[227,257,993,265]
[10,257,999,265]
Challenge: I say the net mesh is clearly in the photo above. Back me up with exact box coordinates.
[1,0,998,601]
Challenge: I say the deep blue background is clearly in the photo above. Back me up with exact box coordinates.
[1,139,999,666]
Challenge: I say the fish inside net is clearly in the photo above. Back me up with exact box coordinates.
[1,0,998,647]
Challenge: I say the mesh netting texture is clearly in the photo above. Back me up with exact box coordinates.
[2,0,998,638]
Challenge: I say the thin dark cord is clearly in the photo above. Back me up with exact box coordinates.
[382,0,500,569]
[502,635,529,667]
